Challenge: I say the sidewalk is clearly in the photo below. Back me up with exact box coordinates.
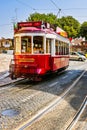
[0,53,13,73]
[0,53,15,86]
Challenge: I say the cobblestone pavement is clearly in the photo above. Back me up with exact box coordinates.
[0,55,87,130]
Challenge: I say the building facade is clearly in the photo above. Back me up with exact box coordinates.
[70,37,87,53]
[0,38,14,53]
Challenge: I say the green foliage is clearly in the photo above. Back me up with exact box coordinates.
[80,22,87,40]
[58,16,80,38]
[27,13,81,38]
[27,12,61,29]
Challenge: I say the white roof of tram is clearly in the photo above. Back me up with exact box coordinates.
[14,26,70,44]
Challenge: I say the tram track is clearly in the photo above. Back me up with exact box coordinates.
[0,68,81,106]
[0,69,67,101]
[15,70,87,130]
[72,105,87,130]
[66,96,87,130]
[0,62,87,130]
[0,59,86,89]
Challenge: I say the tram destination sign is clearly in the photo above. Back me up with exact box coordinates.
[18,21,43,28]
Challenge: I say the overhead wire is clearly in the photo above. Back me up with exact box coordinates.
[50,0,60,10]
[49,0,66,18]
[14,0,87,18]
[1,0,87,27]
[15,0,36,10]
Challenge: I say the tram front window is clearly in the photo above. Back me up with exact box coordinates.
[21,37,31,53]
[33,36,44,54]
[15,36,21,54]
[16,36,45,54]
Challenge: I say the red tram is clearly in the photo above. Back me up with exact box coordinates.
[9,21,70,80]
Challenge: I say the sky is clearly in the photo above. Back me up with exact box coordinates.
[0,0,87,38]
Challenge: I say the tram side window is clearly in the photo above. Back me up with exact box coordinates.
[55,40,58,55]
[64,43,66,55]
[58,41,62,55]
[63,42,65,55]
[21,40,27,53]
[64,43,69,55]
[46,39,51,54]
[64,43,67,55]
[66,44,69,55]
[33,36,44,54]
[58,41,68,55]
[61,42,64,55]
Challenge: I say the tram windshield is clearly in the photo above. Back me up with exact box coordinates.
[14,36,44,54]
[33,36,44,54]
[21,36,31,53]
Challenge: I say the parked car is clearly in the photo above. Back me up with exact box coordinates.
[85,53,87,58]
[77,51,87,58]
[77,51,85,56]
[69,52,86,61]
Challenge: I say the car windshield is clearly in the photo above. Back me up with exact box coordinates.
[78,52,85,56]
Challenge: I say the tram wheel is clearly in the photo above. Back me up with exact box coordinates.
[11,74,17,80]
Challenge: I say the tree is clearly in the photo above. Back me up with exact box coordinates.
[27,12,60,29]
[58,16,80,38]
[80,22,87,40]
[27,13,80,38]
[27,13,56,23]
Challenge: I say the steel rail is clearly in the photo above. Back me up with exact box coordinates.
[66,96,87,130]
[0,78,25,88]
[16,70,86,130]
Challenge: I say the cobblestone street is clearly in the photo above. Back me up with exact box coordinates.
[0,57,87,130]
